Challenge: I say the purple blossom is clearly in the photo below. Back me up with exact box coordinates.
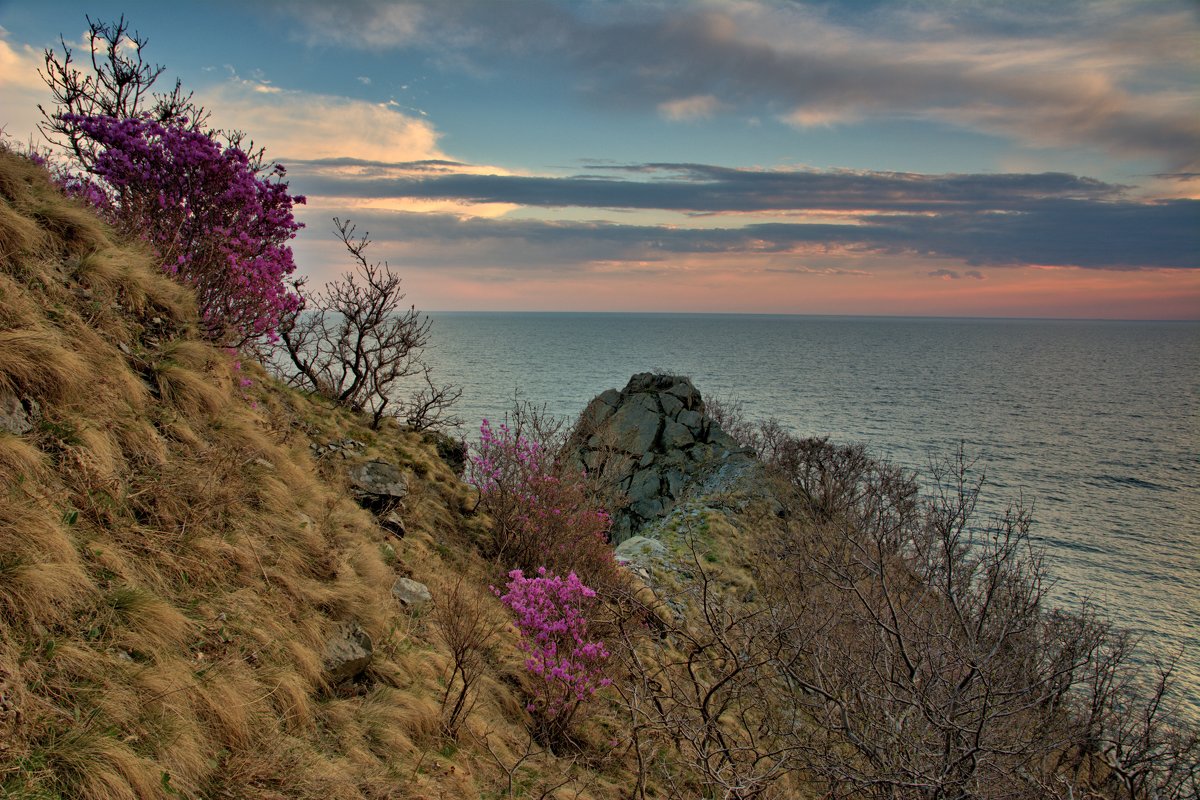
[496,568,612,728]
[466,419,616,584]
[60,114,304,346]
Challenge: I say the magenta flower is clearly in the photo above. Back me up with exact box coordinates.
[59,113,304,347]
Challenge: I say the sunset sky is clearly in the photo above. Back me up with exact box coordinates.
[1,0,1197,319]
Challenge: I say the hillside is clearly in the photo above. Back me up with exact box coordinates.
[3,144,1196,800]
[0,145,655,799]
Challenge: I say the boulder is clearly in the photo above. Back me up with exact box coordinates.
[323,620,373,684]
[391,577,432,609]
[380,511,407,538]
[348,460,408,511]
[570,373,755,542]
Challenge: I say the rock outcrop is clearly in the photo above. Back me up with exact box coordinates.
[573,373,755,542]
[0,390,36,436]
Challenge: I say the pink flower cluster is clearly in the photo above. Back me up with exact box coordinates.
[467,419,615,585]
[496,568,612,720]
[468,418,539,493]
[61,114,305,346]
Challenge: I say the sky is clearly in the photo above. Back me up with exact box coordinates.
[1,0,1198,319]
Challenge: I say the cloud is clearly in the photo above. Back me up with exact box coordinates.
[658,94,720,122]
[200,79,445,163]
[282,160,1197,270]
[925,268,984,280]
[263,0,1200,170]
[0,29,47,143]
[782,106,861,129]
[312,190,1199,272]
[765,266,872,277]
[295,163,1126,213]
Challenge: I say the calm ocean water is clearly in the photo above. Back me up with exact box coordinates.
[425,312,1200,719]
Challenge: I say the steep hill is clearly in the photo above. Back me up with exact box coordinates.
[0,146,641,799]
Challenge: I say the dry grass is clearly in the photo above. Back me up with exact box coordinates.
[1,145,664,799]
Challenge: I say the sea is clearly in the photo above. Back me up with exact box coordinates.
[424,312,1200,722]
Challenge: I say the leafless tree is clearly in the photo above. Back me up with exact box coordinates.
[1065,634,1199,800]
[276,218,458,430]
[617,410,1200,800]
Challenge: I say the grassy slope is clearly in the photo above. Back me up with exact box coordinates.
[0,147,644,800]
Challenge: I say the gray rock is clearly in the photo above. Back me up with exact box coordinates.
[628,468,662,503]
[381,512,406,537]
[569,373,758,542]
[608,394,662,453]
[597,388,621,408]
[614,535,668,564]
[323,620,373,684]
[0,391,33,436]
[631,497,665,520]
[665,469,687,497]
[677,408,704,432]
[659,392,684,418]
[348,460,408,510]
[665,378,702,409]
[661,419,693,450]
[708,428,744,453]
[391,577,431,609]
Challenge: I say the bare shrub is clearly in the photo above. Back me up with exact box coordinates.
[275,218,458,430]
[431,577,505,739]
[1067,635,1200,800]
[756,447,1199,799]
[611,539,810,800]
[606,425,1198,799]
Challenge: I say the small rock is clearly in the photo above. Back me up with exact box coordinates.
[391,577,431,609]
[323,620,373,684]
[349,460,407,497]
[381,512,406,537]
[348,460,408,511]
[615,535,668,564]
[0,391,33,436]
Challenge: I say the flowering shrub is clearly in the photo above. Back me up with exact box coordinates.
[62,114,304,346]
[468,418,616,588]
[496,568,612,741]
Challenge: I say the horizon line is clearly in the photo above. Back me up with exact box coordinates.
[425,310,1200,324]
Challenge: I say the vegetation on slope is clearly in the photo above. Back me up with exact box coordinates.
[3,139,1198,799]
[0,144,630,799]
